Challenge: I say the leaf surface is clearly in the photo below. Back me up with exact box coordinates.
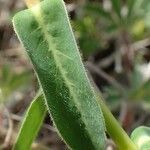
[131,126,150,150]
[13,0,106,149]
[13,93,46,150]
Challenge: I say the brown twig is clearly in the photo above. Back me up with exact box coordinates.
[86,62,125,93]
[1,106,13,149]
[132,38,150,51]
[98,53,115,68]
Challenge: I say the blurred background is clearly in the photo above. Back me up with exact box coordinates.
[0,0,150,149]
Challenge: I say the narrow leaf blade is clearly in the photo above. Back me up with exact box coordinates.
[127,0,136,17]
[111,0,121,18]
[13,0,106,149]
[13,93,46,150]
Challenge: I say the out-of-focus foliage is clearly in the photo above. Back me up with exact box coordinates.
[72,0,150,56]
[71,0,150,110]
[0,64,31,103]
[104,64,150,109]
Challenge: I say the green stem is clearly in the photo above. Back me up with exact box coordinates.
[98,96,138,150]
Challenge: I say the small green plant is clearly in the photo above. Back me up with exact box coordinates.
[12,0,149,149]
[131,126,150,150]
[74,0,150,56]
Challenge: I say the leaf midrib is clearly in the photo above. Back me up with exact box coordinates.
[30,3,97,148]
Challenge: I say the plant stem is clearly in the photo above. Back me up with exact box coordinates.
[98,96,138,150]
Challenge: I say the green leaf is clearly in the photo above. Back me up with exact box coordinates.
[111,0,121,18]
[85,3,113,22]
[13,0,106,149]
[131,126,150,150]
[127,0,136,17]
[129,79,150,101]
[13,92,46,150]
